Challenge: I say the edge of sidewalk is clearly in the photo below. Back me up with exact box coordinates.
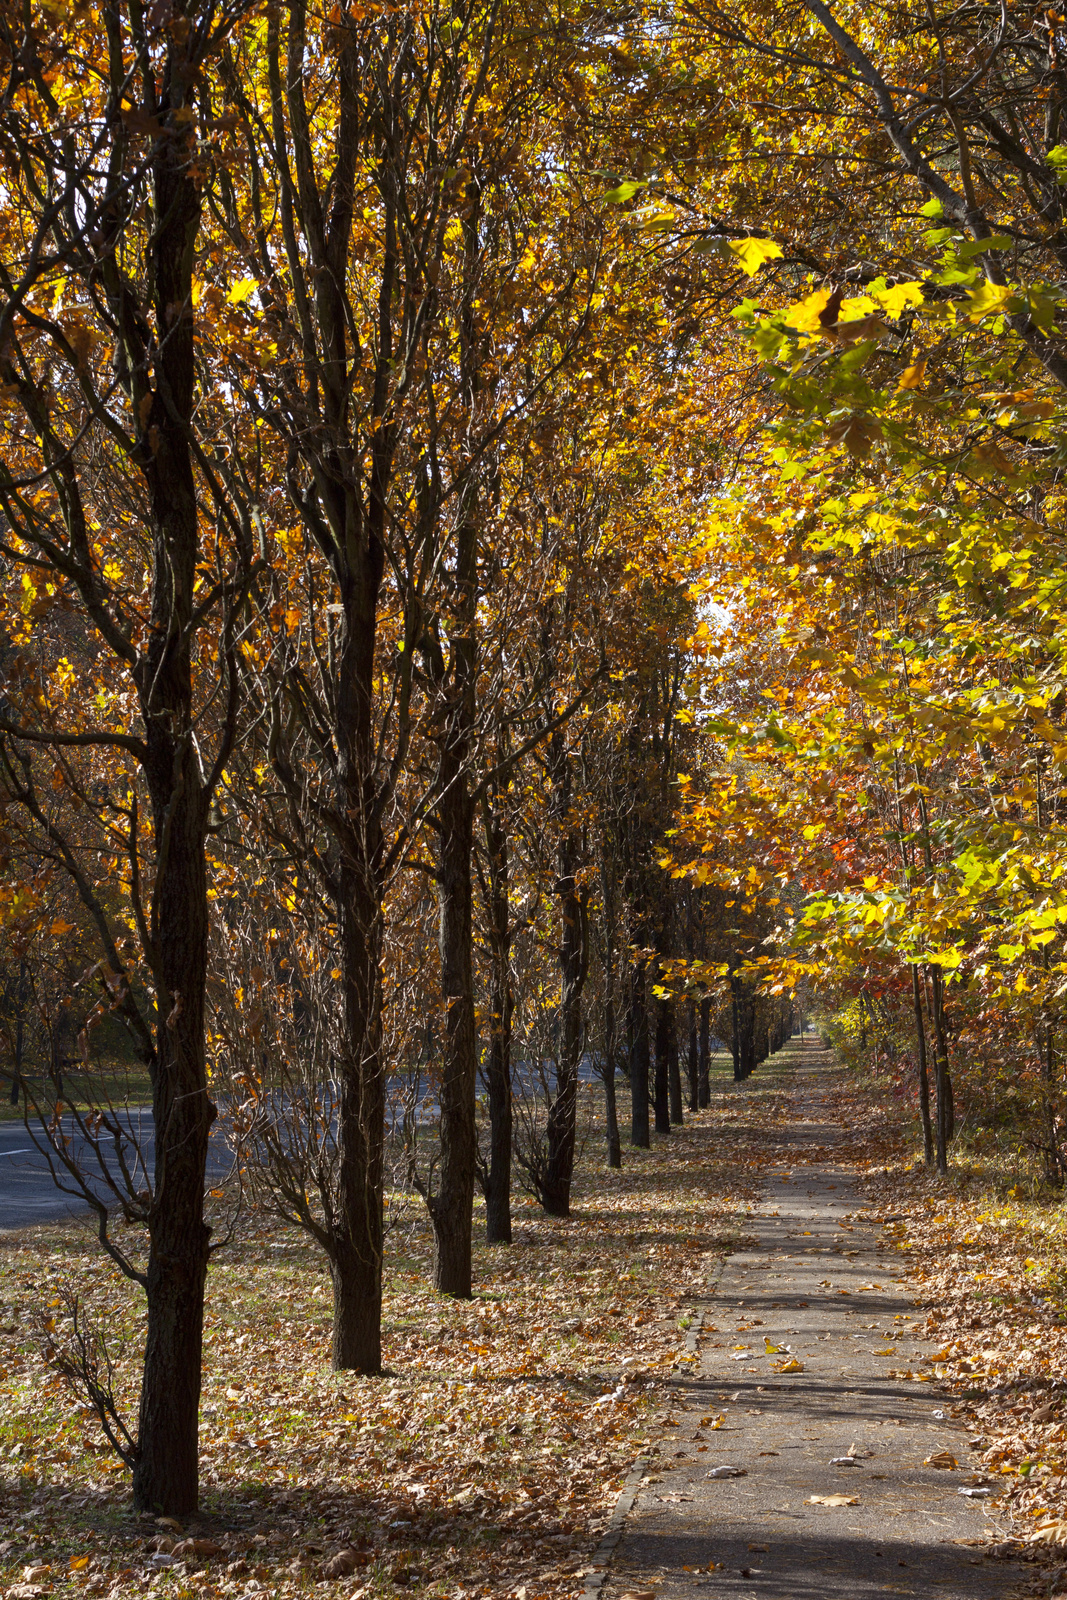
[579,1251,729,1597]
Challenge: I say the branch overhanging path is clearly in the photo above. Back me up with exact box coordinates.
[600,1040,1027,1600]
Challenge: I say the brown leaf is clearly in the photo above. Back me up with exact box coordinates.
[322,1548,368,1578]
[1030,1522,1067,1545]
[924,1450,958,1470]
[171,1539,224,1560]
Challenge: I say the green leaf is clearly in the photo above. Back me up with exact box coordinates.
[751,321,788,360]
[920,197,944,217]
[603,179,646,204]
[957,235,1014,260]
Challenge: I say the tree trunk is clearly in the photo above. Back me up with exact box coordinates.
[481,787,513,1244]
[629,966,651,1148]
[926,965,953,1173]
[542,742,588,1216]
[432,760,477,1291]
[601,877,622,1169]
[331,825,385,1370]
[10,959,26,1104]
[911,964,934,1166]
[130,107,215,1515]
[731,974,742,1081]
[602,1054,622,1169]
[698,997,711,1107]
[654,997,671,1133]
[686,1001,699,1111]
[667,1003,683,1124]
[430,688,477,1294]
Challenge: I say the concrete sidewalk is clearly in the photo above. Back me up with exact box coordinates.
[603,1054,1030,1599]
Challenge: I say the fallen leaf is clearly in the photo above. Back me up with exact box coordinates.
[774,1357,804,1373]
[323,1548,369,1577]
[1031,1522,1067,1544]
[925,1450,958,1470]
[706,1464,747,1478]
[808,1493,859,1506]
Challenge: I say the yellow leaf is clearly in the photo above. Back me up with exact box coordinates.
[897,358,927,390]
[783,287,833,334]
[228,278,259,305]
[70,1556,90,1571]
[727,237,784,277]
[966,279,1015,322]
[872,280,925,317]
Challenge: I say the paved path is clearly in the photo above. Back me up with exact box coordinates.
[604,1049,1029,1600]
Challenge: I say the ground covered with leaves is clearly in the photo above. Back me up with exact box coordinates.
[0,1060,787,1600]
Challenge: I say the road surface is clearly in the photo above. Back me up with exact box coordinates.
[0,1111,233,1231]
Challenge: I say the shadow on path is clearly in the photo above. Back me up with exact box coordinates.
[603,1041,1029,1600]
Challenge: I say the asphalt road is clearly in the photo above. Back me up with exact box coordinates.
[0,1112,234,1231]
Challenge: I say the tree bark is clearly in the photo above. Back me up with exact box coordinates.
[431,751,477,1291]
[602,1049,622,1169]
[428,509,478,1291]
[731,974,742,1080]
[600,877,623,1169]
[480,786,514,1243]
[542,740,588,1216]
[332,790,385,1370]
[698,997,711,1107]
[686,1001,699,1112]
[911,964,934,1166]
[926,965,953,1173]
[654,997,671,1133]
[667,1002,683,1124]
[128,87,217,1514]
[629,966,651,1148]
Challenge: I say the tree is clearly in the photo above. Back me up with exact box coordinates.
[0,0,254,1512]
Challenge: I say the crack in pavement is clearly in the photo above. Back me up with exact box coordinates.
[602,1045,1031,1599]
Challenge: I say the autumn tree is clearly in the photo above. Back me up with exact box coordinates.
[0,0,255,1513]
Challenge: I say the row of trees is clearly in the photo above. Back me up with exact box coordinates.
[0,0,803,1517]
[10,0,1058,1530]
[651,0,1067,1178]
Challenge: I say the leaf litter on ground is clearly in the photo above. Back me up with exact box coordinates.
[0,1061,768,1600]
